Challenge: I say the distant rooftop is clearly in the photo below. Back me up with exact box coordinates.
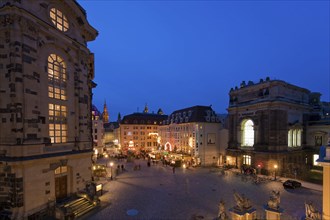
[164,105,221,124]
[121,112,168,125]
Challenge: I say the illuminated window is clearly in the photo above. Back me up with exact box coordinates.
[55,166,68,175]
[48,54,67,100]
[50,8,69,32]
[288,128,302,147]
[313,154,321,166]
[49,104,67,143]
[242,119,254,147]
[243,155,251,165]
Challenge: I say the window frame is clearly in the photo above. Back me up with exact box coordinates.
[288,128,302,147]
[48,54,67,101]
[241,119,254,147]
[49,103,67,144]
[49,7,69,32]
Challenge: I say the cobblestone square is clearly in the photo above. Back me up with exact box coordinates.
[83,158,322,220]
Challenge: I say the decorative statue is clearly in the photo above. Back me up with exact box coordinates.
[267,190,280,210]
[305,201,321,220]
[217,200,228,220]
[233,191,251,211]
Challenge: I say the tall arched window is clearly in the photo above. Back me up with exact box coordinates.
[48,54,67,143]
[48,54,67,100]
[242,119,254,147]
[288,128,302,147]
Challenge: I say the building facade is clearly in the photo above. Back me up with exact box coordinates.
[226,77,329,179]
[0,0,97,218]
[103,122,120,148]
[159,106,227,166]
[305,100,330,167]
[120,107,167,154]
[92,105,104,155]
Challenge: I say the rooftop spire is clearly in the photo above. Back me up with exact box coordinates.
[102,100,109,123]
[143,103,149,113]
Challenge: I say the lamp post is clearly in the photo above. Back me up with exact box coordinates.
[274,164,278,180]
[104,154,108,167]
[110,162,114,180]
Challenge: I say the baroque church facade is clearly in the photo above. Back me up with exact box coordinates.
[0,0,97,218]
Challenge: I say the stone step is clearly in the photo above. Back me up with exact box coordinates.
[63,197,85,208]
[59,196,97,218]
[69,200,90,211]
[74,204,96,217]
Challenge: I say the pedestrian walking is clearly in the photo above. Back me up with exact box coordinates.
[121,164,124,171]
[172,166,175,174]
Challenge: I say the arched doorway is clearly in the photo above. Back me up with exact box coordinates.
[165,142,172,151]
[55,166,68,201]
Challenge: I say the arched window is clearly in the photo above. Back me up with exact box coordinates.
[48,54,67,144]
[242,119,254,147]
[288,128,302,147]
[48,54,67,100]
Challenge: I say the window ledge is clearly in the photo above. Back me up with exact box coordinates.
[240,146,255,151]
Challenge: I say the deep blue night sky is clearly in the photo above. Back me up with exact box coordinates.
[78,0,329,119]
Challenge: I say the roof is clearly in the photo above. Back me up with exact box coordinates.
[73,0,87,16]
[121,113,168,125]
[165,105,221,124]
[229,77,311,95]
[92,105,101,116]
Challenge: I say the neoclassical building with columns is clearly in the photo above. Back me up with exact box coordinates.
[0,0,97,219]
[226,77,329,179]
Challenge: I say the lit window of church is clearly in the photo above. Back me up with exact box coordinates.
[49,104,67,143]
[55,166,68,175]
[50,8,69,32]
[48,54,67,100]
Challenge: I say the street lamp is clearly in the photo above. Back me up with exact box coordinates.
[104,154,109,167]
[110,162,114,180]
[274,164,278,180]
[257,164,261,175]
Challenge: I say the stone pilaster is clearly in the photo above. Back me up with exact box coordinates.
[317,144,330,220]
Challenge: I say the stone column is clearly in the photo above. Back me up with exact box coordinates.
[321,160,330,219]
[317,144,330,220]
